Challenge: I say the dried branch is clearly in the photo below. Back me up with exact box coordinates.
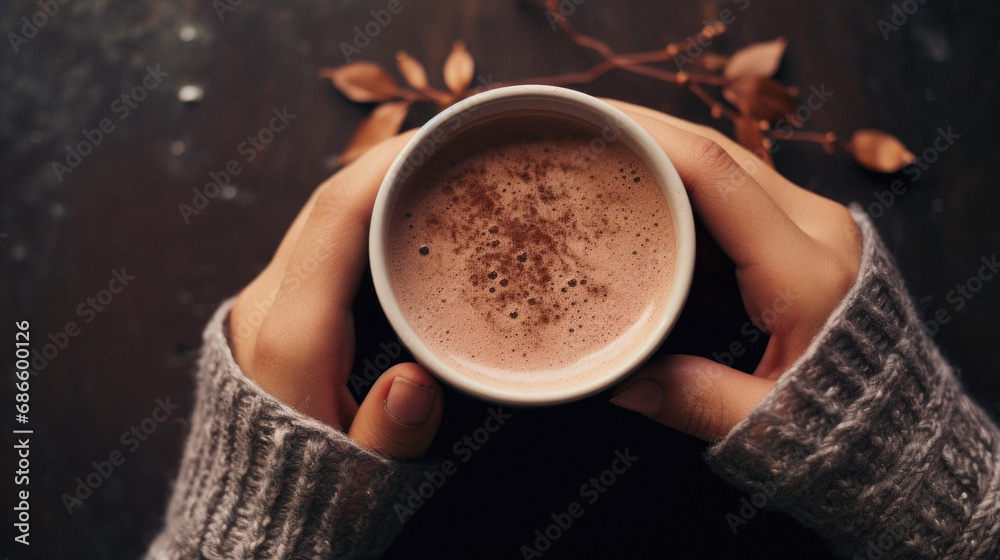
[322,2,914,172]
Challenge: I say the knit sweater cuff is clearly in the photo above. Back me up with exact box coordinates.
[704,208,1000,559]
[144,299,420,559]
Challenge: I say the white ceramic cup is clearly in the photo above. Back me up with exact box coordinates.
[370,85,695,405]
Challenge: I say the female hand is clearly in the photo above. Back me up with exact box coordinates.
[228,131,444,460]
[606,100,863,441]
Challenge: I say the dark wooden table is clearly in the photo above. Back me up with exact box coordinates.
[3,1,998,558]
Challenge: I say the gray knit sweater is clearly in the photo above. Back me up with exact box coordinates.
[142,304,425,558]
[144,211,1000,559]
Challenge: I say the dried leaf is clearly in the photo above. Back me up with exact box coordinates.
[724,77,796,122]
[395,51,429,91]
[443,41,475,95]
[336,101,411,165]
[319,62,398,103]
[724,37,788,80]
[733,117,774,168]
[846,129,916,173]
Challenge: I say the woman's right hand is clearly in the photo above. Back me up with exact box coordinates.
[605,100,863,441]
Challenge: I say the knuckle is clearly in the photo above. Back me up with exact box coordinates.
[680,367,726,441]
[248,320,285,374]
[313,180,370,229]
[313,182,351,216]
[683,397,708,438]
[820,206,863,297]
[691,136,742,177]
[827,256,858,303]
[683,395,723,441]
[839,210,864,260]
[685,137,748,199]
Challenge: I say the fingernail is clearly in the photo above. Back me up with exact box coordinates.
[610,378,664,416]
[386,377,436,425]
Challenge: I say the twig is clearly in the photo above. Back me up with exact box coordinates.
[688,84,741,120]
[538,0,842,158]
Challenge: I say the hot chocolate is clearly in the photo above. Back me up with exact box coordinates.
[387,113,675,391]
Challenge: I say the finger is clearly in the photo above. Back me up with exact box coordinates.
[610,355,774,441]
[348,362,444,459]
[250,133,417,374]
[611,109,810,272]
[607,100,854,242]
[609,102,863,338]
[605,102,818,214]
[233,131,418,354]
[231,133,418,428]
[604,100,801,205]
[265,130,418,279]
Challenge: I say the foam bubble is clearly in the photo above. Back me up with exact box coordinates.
[388,114,675,390]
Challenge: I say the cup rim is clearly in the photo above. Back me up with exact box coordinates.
[370,85,695,406]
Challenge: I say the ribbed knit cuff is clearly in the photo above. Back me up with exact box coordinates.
[144,299,421,559]
[705,208,1000,559]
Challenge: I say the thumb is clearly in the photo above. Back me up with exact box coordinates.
[610,355,774,441]
[348,362,444,459]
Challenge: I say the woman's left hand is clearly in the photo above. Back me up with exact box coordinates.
[228,131,445,460]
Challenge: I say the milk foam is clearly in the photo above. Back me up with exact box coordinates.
[388,115,675,390]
